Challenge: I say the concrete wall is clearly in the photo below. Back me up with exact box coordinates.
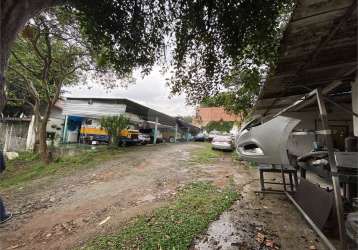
[0,120,29,151]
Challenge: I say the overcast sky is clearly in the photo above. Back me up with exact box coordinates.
[63,66,195,117]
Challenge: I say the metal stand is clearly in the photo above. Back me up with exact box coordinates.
[259,164,298,193]
[271,88,348,249]
[316,89,346,250]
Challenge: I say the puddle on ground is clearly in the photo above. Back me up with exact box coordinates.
[192,207,274,250]
[194,212,243,250]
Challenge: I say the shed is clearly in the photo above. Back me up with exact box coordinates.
[247,1,357,249]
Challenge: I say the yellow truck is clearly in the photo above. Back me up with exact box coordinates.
[80,119,139,145]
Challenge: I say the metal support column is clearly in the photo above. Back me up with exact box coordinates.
[352,77,358,136]
[186,127,190,142]
[153,117,158,144]
[174,123,178,143]
[316,89,346,250]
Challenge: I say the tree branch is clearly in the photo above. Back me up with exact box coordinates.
[8,65,40,101]
[10,50,38,76]
[50,80,62,107]
[42,20,52,83]
[29,30,46,61]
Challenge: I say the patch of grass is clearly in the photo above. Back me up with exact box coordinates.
[0,147,123,189]
[15,151,40,161]
[86,182,239,249]
[190,143,222,164]
[248,161,258,168]
[231,150,241,163]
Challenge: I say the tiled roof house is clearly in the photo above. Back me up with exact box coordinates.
[193,107,241,127]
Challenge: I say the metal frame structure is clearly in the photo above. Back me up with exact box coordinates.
[249,1,356,248]
[273,88,352,250]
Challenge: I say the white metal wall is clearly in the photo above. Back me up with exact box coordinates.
[63,99,126,118]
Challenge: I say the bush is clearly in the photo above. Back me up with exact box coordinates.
[100,115,130,145]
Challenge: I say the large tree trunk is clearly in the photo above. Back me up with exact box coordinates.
[35,103,53,164]
[0,51,8,115]
[38,118,50,164]
[32,102,41,153]
[0,0,63,113]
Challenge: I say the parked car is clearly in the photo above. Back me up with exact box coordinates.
[139,128,163,143]
[208,130,221,142]
[211,135,234,151]
[194,133,207,142]
[138,133,151,145]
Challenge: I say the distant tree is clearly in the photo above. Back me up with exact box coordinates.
[100,115,130,146]
[205,120,234,133]
[201,68,262,120]
[181,116,193,124]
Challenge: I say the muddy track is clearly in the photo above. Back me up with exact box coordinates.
[0,143,323,250]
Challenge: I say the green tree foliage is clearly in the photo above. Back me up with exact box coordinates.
[1,1,293,114]
[68,0,169,77]
[6,9,96,163]
[100,115,130,145]
[167,0,293,104]
[205,120,234,133]
[68,0,293,102]
[201,68,262,118]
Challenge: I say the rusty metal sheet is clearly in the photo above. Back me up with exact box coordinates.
[294,179,335,229]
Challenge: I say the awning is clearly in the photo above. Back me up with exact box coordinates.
[255,0,357,117]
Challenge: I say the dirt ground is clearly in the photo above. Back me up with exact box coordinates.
[0,143,324,250]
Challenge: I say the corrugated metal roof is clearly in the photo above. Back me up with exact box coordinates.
[63,97,200,130]
[63,99,126,118]
[255,0,357,116]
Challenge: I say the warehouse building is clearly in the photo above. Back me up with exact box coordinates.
[62,97,200,144]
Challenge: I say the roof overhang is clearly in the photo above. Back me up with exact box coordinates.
[255,0,357,117]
